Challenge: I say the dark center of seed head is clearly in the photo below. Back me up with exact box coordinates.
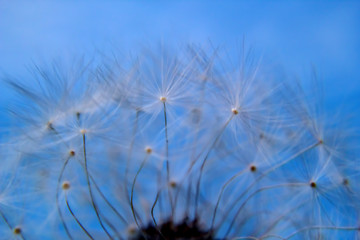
[131,218,214,240]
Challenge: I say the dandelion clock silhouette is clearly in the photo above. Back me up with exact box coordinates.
[0,45,359,240]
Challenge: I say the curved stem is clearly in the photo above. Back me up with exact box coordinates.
[89,174,128,225]
[65,192,94,240]
[130,154,149,229]
[231,237,258,240]
[194,115,234,217]
[223,183,307,238]
[211,168,247,229]
[285,226,359,240]
[82,133,113,239]
[259,235,286,240]
[150,191,166,240]
[124,110,140,204]
[56,156,73,240]
[220,141,321,230]
[0,209,25,240]
[162,101,174,216]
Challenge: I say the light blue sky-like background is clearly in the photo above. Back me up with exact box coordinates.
[0,0,359,125]
[0,2,359,238]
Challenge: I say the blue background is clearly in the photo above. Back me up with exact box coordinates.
[0,1,359,238]
[1,1,359,118]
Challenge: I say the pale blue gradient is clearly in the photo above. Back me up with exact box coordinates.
[0,1,359,238]
[1,0,359,133]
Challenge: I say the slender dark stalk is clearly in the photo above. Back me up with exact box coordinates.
[82,133,113,240]
[194,115,234,217]
[56,156,73,240]
[162,102,170,182]
[185,173,193,218]
[51,117,118,238]
[162,101,174,216]
[210,168,247,229]
[89,174,128,225]
[173,79,207,216]
[150,191,166,240]
[151,191,160,228]
[65,193,95,240]
[222,183,306,238]
[124,110,140,203]
[77,145,124,238]
[130,154,149,228]
[99,213,123,240]
[219,141,322,231]
[155,162,164,221]
[286,226,359,240]
[261,201,309,237]
[0,209,25,240]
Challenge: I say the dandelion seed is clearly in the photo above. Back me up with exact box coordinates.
[145,147,152,154]
[169,180,177,188]
[13,227,21,235]
[159,96,167,103]
[69,150,75,156]
[62,181,71,190]
[231,108,239,115]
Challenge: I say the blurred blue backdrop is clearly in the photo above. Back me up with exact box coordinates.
[0,0,359,123]
[0,1,359,239]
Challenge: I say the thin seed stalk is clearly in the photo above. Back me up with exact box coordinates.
[124,109,140,204]
[219,140,322,228]
[150,190,166,239]
[0,209,26,240]
[130,154,149,228]
[162,101,174,216]
[56,156,73,240]
[194,114,234,217]
[223,183,307,237]
[65,192,95,240]
[82,133,113,240]
[210,168,248,229]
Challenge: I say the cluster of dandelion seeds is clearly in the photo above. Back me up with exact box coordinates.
[0,46,359,240]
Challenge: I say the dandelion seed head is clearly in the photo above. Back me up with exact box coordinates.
[132,218,214,240]
[2,45,359,240]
